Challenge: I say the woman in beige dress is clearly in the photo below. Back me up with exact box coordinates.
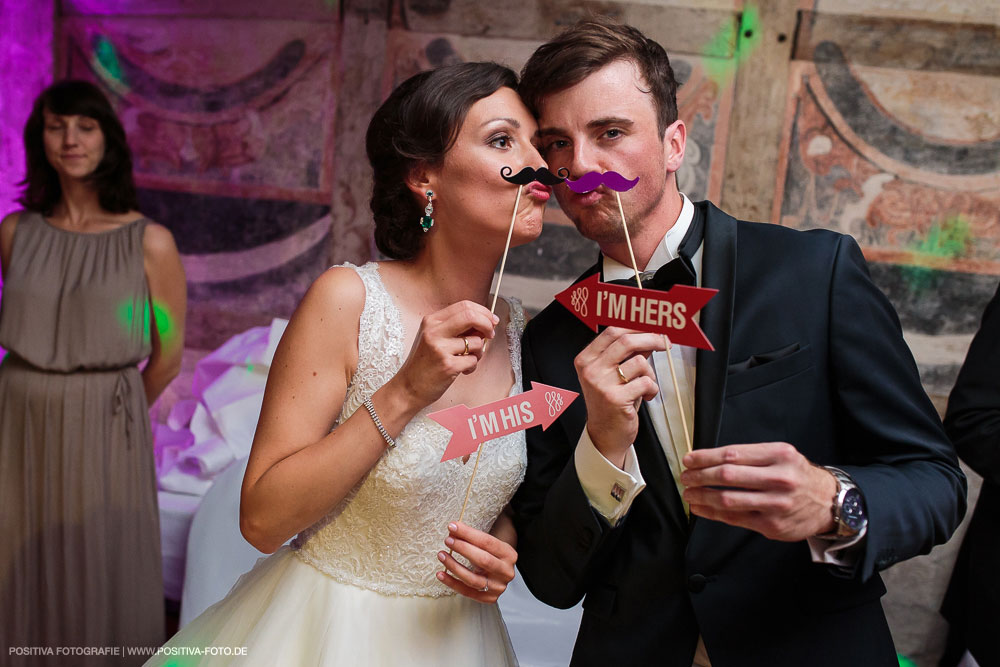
[0,80,187,665]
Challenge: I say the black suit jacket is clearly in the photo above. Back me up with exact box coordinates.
[940,282,1000,667]
[512,201,967,667]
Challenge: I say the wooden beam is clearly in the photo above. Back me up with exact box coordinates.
[328,0,391,265]
[795,11,1000,77]
[719,0,799,223]
[401,0,739,58]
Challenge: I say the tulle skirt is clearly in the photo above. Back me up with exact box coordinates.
[144,546,517,666]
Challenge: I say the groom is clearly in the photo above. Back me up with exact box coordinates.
[511,16,967,667]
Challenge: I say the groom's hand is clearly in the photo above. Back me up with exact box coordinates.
[575,327,666,467]
[680,442,838,541]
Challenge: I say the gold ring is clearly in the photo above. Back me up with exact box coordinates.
[480,578,489,592]
[461,337,470,356]
[616,364,629,384]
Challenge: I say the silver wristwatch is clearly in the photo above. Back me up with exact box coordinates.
[819,466,868,539]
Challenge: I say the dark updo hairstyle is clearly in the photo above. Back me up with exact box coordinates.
[365,62,518,260]
[18,79,138,215]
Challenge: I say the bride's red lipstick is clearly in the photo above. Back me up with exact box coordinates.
[525,182,551,201]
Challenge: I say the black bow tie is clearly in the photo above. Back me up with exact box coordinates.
[603,200,705,292]
[606,255,696,291]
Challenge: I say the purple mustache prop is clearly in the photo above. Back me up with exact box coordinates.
[500,165,565,186]
[556,168,640,193]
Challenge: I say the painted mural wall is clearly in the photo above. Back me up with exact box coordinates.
[0,3,993,386]
[10,0,990,405]
[777,19,1000,408]
[55,1,341,350]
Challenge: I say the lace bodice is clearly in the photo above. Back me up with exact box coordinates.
[292,262,527,597]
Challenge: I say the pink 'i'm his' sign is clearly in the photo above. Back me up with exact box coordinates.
[430,382,578,462]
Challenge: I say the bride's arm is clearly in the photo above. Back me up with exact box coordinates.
[240,267,497,554]
[239,267,402,554]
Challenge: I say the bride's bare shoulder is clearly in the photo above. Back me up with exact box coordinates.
[308,264,368,312]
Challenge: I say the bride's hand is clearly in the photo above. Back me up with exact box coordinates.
[436,522,517,604]
[392,301,498,409]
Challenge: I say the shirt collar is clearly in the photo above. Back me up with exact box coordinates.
[603,193,694,281]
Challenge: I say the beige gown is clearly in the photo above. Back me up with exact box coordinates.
[0,211,164,665]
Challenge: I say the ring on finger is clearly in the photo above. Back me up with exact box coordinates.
[461,337,470,356]
[479,578,490,592]
[616,364,629,384]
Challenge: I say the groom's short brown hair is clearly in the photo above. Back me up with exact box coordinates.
[518,15,679,136]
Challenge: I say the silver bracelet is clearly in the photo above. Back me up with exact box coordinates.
[363,397,396,449]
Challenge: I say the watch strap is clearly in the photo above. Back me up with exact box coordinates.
[817,466,863,539]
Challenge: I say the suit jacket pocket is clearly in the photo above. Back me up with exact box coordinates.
[726,343,813,397]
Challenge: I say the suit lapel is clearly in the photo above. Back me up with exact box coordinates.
[693,201,737,451]
[635,402,690,533]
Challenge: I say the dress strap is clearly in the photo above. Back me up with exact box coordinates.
[344,262,405,364]
[334,262,406,424]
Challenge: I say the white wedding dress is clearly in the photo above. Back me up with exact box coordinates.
[147,263,526,666]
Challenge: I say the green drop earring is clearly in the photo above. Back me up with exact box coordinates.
[420,190,434,232]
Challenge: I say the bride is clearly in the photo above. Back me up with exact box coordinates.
[146,62,549,665]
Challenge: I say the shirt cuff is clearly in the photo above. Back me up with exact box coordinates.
[807,526,867,567]
[574,425,646,525]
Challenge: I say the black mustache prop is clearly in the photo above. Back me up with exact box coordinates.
[500,165,566,186]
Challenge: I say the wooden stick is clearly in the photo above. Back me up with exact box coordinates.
[449,185,521,553]
[489,184,522,317]
[449,442,486,555]
[615,191,643,291]
[457,442,485,523]
[614,191,692,458]
[663,344,693,457]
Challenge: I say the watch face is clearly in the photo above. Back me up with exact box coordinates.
[842,488,867,532]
